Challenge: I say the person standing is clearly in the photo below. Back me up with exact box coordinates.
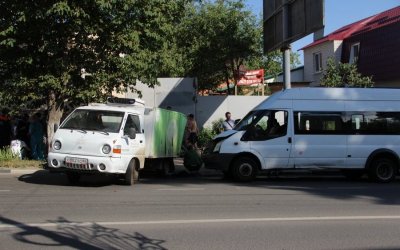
[0,109,12,149]
[29,113,45,160]
[221,112,235,131]
[186,114,199,148]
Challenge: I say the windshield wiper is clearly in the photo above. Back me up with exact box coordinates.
[76,129,87,134]
[97,131,109,135]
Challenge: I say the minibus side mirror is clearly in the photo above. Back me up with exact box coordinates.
[54,124,59,133]
[234,119,240,125]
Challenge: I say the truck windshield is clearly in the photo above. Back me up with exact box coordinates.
[61,109,125,133]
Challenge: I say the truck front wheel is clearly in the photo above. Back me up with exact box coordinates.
[231,157,258,182]
[125,160,139,186]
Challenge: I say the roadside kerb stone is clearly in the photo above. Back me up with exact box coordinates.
[0,168,43,175]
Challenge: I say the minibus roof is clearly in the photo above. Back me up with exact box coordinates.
[253,87,400,110]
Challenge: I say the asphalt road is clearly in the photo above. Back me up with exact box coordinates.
[1,166,400,250]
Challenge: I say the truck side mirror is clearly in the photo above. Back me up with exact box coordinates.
[54,124,59,133]
[126,128,136,139]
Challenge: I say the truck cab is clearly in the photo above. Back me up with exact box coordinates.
[48,98,146,185]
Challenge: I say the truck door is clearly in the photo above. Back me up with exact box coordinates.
[122,114,146,158]
[249,110,292,169]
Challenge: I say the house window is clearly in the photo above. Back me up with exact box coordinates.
[313,52,322,73]
[349,43,360,64]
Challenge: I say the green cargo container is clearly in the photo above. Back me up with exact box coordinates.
[144,108,187,158]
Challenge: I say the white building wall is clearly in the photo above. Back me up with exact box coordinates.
[303,41,338,86]
[196,96,266,128]
[118,77,267,128]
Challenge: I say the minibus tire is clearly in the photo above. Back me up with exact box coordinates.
[367,158,396,183]
[124,160,138,186]
[66,172,81,184]
[232,157,258,182]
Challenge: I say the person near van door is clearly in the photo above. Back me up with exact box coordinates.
[221,112,235,131]
[186,114,199,148]
[29,113,44,160]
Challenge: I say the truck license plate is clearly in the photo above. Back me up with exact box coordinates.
[65,157,88,165]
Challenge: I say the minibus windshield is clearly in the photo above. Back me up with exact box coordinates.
[61,109,125,133]
[234,110,265,131]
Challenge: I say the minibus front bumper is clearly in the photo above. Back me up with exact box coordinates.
[203,153,235,172]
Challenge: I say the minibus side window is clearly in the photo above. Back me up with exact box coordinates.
[350,112,400,134]
[294,112,345,134]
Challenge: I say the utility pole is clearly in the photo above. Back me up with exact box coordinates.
[282,0,291,89]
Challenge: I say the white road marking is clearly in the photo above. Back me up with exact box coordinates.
[2,215,400,229]
[156,188,205,191]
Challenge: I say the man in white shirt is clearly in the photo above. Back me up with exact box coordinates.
[221,112,235,131]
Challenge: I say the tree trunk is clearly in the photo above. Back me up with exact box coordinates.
[47,91,64,152]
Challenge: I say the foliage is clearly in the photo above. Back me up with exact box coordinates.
[197,127,216,148]
[178,0,259,93]
[178,0,300,94]
[320,58,374,87]
[0,0,190,141]
[0,159,44,168]
[0,147,18,161]
[197,118,224,148]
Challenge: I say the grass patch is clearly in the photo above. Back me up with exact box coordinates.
[0,146,18,161]
[0,159,45,169]
[0,147,44,168]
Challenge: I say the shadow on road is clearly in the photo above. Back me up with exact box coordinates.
[15,168,400,205]
[0,216,166,249]
[18,170,114,187]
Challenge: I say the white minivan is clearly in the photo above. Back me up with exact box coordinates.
[203,88,400,182]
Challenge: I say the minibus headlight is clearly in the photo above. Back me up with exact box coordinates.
[53,141,62,150]
[102,144,112,154]
[213,141,222,153]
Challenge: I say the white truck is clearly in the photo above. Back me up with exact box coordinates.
[203,87,400,183]
[48,97,187,185]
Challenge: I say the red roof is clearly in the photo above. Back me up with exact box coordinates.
[301,6,400,50]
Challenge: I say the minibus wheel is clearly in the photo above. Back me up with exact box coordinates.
[367,158,396,183]
[231,157,258,182]
[124,160,138,186]
[66,172,81,184]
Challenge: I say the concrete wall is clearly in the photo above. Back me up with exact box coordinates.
[196,95,266,128]
[119,78,267,129]
[303,40,343,86]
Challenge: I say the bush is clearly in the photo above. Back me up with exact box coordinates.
[0,147,18,161]
[197,118,224,148]
[197,127,216,148]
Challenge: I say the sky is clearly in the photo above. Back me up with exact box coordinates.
[245,0,400,65]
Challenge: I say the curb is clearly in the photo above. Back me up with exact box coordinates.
[0,168,43,175]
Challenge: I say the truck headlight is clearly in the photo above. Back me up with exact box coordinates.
[53,141,62,150]
[102,144,111,154]
[213,141,222,153]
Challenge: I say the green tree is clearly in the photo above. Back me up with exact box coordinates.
[320,58,374,87]
[0,0,189,145]
[178,0,259,94]
[178,0,300,94]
